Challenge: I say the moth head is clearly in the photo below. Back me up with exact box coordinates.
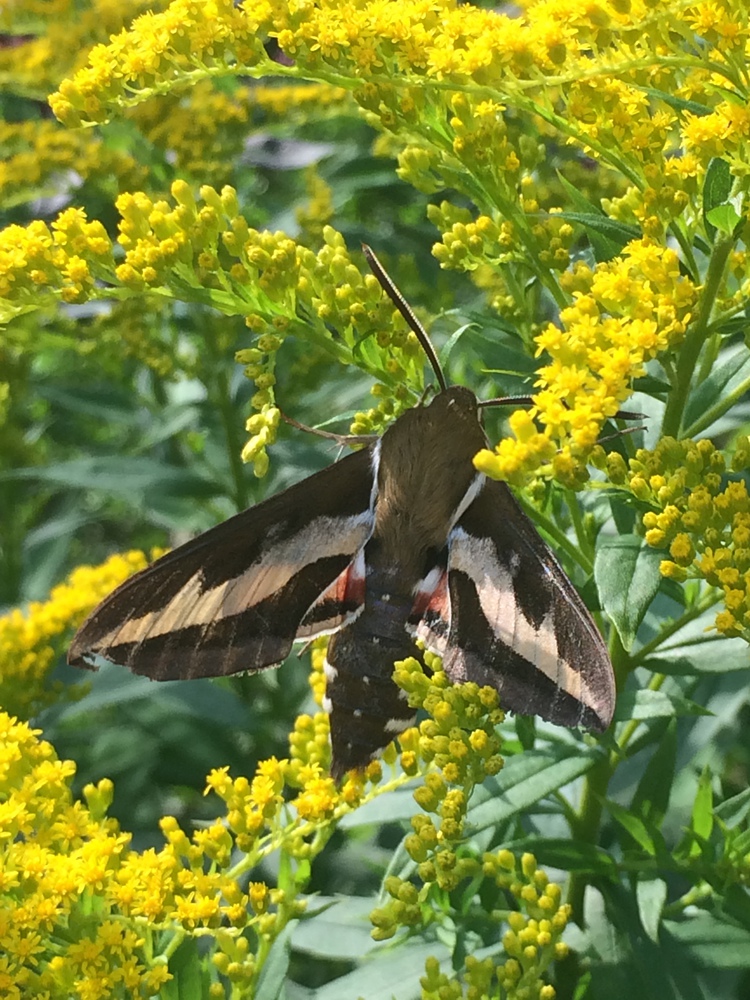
[431,384,481,422]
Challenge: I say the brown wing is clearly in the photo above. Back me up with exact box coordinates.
[442,479,615,731]
[69,449,375,681]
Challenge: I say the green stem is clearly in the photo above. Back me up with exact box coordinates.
[566,754,612,923]
[216,364,250,512]
[614,671,666,754]
[566,630,628,923]
[695,330,721,385]
[566,489,594,565]
[628,588,722,668]
[516,494,593,575]
[660,235,734,439]
[682,372,750,439]
[203,323,250,513]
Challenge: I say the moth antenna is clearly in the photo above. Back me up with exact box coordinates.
[478,395,536,408]
[281,412,377,446]
[593,424,647,447]
[362,244,448,393]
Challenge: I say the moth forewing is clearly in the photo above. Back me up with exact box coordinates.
[68,448,376,682]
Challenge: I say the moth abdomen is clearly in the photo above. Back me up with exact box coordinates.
[325,609,418,777]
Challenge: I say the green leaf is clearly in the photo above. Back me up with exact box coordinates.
[312,940,451,1000]
[631,373,672,396]
[702,157,732,241]
[507,838,617,876]
[632,718,676,828]
[580,884,706,1000]
[164,938,208,1000]
[615,689,711,721]
[713,786,750,827]
[606,800,658,854]
[557,173,622,261]
[664,915,750,968]
[642,87,712,116]
[22,506,94,600]
[721,884,750,932]
[515,714,536,751]
[706,202,742,235]
[466,747,603,831]
[2,456,217,503]
[35,381,143,424]
[594,534,662,650]
[439,321,476,368]
[642,640,749,675]
[682,347,750,436]
[351,329,394,385]
[556,212,641,256]
[689,766,714,852]
[558,171,606,217]
[636,878,667,943]
[255,920,298,1000]
[57,666,254,729]
[293,897,379,961]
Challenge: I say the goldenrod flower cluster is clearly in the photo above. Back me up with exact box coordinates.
[115,184,422,402]
[308,638,330,708]
[295,168,335,245]
[0,0,160,97]
[0,649,413,998]
[373,655,567,996]
[0,208,114,315]
[30,0,750,494]
[602,436,750,640]
[240,400,281,478]
[0,551,150,721]
[47,0,750,266]
[0,709,319,997]
[481,851,571,1000]
[0,714,171,999]
[49,0,272,128]
[0,120,145,209]
[250,82,351,121]
[85,299,184,379]
[37,0,750,468]
[476,239,697,487]
[396,652,505,792]
[49,0,750,145]
[372,655,502,924]
[0,182,426,473]
[129,80,251,187]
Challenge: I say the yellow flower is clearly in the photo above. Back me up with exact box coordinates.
[294,776,338,821]
[0,551,150,720]
[621,438,750,641]
[476,240,696,486]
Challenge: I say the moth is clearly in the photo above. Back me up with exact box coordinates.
[69,246,615,779]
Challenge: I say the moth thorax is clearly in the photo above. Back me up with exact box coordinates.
[374,388,486,553]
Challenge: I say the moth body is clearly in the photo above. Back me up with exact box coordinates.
[325,386,487,775]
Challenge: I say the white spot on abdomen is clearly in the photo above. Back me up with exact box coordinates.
[385,715,416,733]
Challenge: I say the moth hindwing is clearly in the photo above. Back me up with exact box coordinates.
[70,249,615,779]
